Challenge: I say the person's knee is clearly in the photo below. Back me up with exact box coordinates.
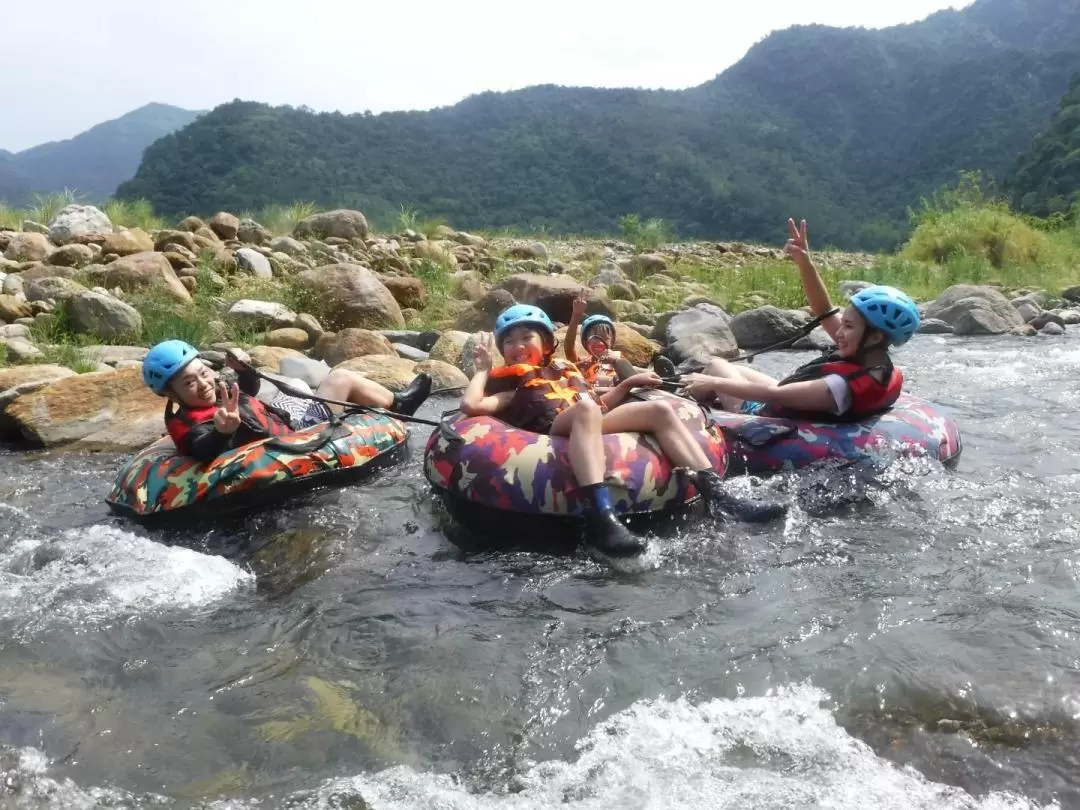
[648,400,679,425]
[703,358,729,376]
[571,398,602,424]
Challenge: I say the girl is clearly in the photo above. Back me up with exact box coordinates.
[461,304,734,557]
[682,219,920,420]
[143,340,432,462]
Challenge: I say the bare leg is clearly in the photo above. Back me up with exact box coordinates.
[600,400,712,471]
[549,398,605,487]
[315,369,394,414]
[700,358,779,411]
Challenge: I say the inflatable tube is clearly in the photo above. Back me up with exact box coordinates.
[106,411,408,523]
[424,392,727,519]
[706,393,962,476]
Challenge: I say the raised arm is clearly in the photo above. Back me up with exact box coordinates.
[786,219,841,341]
[564,288,588,363]
[460,333,515,417]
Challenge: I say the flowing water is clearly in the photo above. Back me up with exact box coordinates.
[1,334,1078,809]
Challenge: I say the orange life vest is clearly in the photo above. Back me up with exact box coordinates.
[165,393,292,449]
[485,360,595,433]
[576,351,621,389]
[761,353,903,421]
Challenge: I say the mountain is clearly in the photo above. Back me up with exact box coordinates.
[1010,71,1080,217]
[0,103,202,206]
[118,0,1080,250]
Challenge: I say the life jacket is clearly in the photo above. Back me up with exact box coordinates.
[759,352,903,422]
[576,350,622,389]
[165,392,293,449]
[484,360,595,433]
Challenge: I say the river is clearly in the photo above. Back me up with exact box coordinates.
[0,333,1077,809]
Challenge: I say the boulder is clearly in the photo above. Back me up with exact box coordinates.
[610,323,659,366]
[21,220,50,235]
[1029,312,1066,331]
[1011,294,1043,324]
[177,216,206,232]
[293,209,369,241]
[294,312,325,340]
[235,247,273,279]
[265,327,312,350]
[334,354,418,392]
[247,345,304,370]
[427,330,471,369]
[495,273,612,323]
[1058,309,1080,326]
[80,345,148,365]
[729,306,808,349]
[48,205,112,246]
[618,254,667,278]
[296,263,404,330]
[1061,285,1080,304]
[454,289,516,332]
[664,304,738,362]
[452,231,487,248]
[2,274,23,295]
[101,228,154,256]
[4,232,52,263]
[379,330,440,352]
[0,323,31,340]
[3,338,44,364]
[278,356,332,390]
[226,299,297,331]
[237,219,272,245]
[381,275,428,309]
[413,240,458,267]
[0,364,76,398]
[414,359,468,391]
[508,242,548,261]
[47,243,94,268]
[25,276,87,303]
[917,318,954,335]
[65,291,142,340]
[394,343,429,362]
[316,328,395,366]
[1009,324,1037,337]
[269,236,308,257]
[0,366,164,449]
[924,285,1023,336]
[209,212,240,241]
[1040,322,1066,336]
[0,294,32,322]
[100,251,191,302]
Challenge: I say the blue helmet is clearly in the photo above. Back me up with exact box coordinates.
[494,304,555,348]
[580,314,615,341]
[143,339,200,395]
[850,285,920,346]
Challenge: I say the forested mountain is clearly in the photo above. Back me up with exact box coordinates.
[1010,72,1080,217]
[0,104,201,205]
[118,0,1080,249]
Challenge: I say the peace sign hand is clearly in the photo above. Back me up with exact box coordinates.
[214,381,241,434]
[572,287,588,319]
[474,332,495,373]
[784,218,813,271]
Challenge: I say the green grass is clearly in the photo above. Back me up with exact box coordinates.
[103,198,165,231]
[257,201,320,236]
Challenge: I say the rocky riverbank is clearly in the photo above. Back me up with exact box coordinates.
[1,204,1078,452]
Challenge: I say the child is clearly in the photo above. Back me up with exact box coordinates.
[142,340,432,462]
[682,219,920,420]
[460,304,733,557]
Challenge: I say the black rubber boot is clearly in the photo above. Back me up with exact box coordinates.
[652,355,677,378]
[695,470,787,523]
[391,373,433,416]
[584,510,646,557]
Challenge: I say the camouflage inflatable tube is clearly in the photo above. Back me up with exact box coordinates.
[707,393,962,476]
[106,411,408,522]
[425,393,728,518]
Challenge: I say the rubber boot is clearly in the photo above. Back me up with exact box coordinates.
[391,373,433,416]
[695,469,787,523]
[584,509,646,557]
[652,355,677,379]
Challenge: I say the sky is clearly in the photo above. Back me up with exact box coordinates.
[0,0,972,152]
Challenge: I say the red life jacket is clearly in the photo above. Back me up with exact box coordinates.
[484,360,595,433]
[760,353,903,422]
[576,351,621,389]
[165,393,292,449]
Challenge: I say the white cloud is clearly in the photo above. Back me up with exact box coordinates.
[0,0,971,151]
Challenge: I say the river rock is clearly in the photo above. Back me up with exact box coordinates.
[509,242,548,261]
[1009,324,1037,337]
[81,345,148,365]
[452,231,487,248]
[1058,309,1080,325]
[414,240,458,267]
[917,318,954,334]
[0,364,75,395]
[619,254,667,278]
[1011,294,1043,323]
[235,247,273,279]
[47,243,94,268]
[153,230,198,254]
[381,275,428,309]
[427,330,470,369]
[208,212,240,240]
[394,343,429,362]
[379,330,440,351]
[414,359,468,391]
[296,263,404,330]
[495,273,612,324]
[0,294,32,322]
[21,220,50,235]
[65,291,142,340]
[3,338,44,364]
[269,236,308,257]
[1029,312,1066,331]
[227,299,297,331]
[246,345,303,371]
[265,327,312,350]
[101,228,154,256]
[48,205,112,246]
[316,328,395,365]
[610,324,658,366]
[664,304,738,362]
[4,232,52,262]
[1039,322,1066,336]
[293,209,369,241]
[924,285,1024,336]
[0,323,31,340]
[237,219,272,245]
[727,306,808,349]
[293,313,324,341]
[25,276,87,303]
[334,354,417,391]
[100,251,191,302]
[454,289,515,332]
